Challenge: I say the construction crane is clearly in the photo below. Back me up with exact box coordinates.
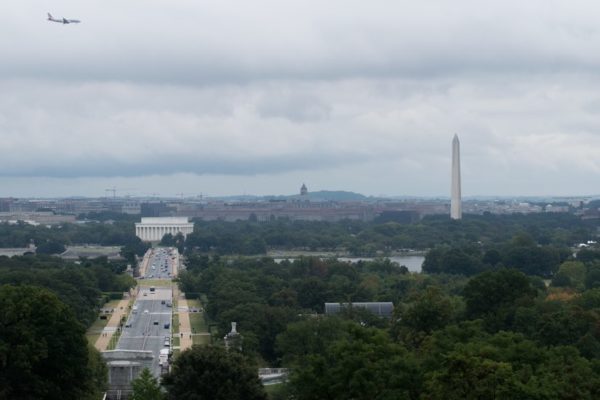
[176,193,204,200]
[175,192,196,199]
[105,187,137,199]
[105,187,117,199]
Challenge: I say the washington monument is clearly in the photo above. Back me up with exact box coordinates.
[451,134,462,220]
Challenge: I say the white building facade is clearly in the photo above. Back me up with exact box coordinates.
[135,217,194,242]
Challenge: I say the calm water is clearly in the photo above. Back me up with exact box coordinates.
[273,255,424,273]
[337,256,424,272]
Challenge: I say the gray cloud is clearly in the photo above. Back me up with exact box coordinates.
[257,90,331,123]
[2,1,600,196]
[4,1,600,84]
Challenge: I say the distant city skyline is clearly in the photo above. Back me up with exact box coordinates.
[3,1,600,197]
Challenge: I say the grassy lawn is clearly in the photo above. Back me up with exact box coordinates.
[186,299,202,308]
[87,297,124,344]
[265,383,285,399]
[103,299,122,309]
[138,279,175,288]
[192,334,211,345]
[86,317,109,344]
[189,313,208,333]
[172,313,180,334]
[172,336,180,347]
[106,328,121,350]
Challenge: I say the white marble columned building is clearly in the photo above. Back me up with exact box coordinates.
[135,217,194,242]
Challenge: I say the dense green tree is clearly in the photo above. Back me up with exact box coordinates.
[482,248,502,266]
[0,285,106,400]
[513,301,600,358]
[160,233,175,246]
[463,269,536,330]
[422,327,600,399]
[576,288,600,310]
[84,346,108,400]
[585,261,600,289]
[183,256,469,362]
[0,255,135,326]
[510,232,537,247]
[130,368,163,400]
[503,245,562,276]
[120,239,151,265]
[287,323,419,400]
[0,211,594,259]
[160,233,186,253]
[277,317,354,367]
[163,345,267,400]
[393,286,460,347]
[219,303,298,362]
[577,248,600,264]
[424,352,522,399]
[35,240,66,255]
[422,246,484,275]
[552,261,586,290]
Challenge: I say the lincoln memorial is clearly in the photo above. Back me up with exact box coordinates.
[135,217,194,242]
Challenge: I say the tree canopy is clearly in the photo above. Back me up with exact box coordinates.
[163,345,267,400]
[130,368,163,400]
[0,285,106,400]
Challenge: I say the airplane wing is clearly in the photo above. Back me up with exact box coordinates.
[47,12,60,22]
[47,13,80,24]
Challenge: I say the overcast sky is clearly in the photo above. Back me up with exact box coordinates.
[2,1,600,197]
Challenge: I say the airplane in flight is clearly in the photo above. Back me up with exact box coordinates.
[47,13,80,24]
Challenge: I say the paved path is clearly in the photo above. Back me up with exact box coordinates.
[139,249,152,277]
[178,298,193,350]
[94,296,131,351]
[172,251,179,277]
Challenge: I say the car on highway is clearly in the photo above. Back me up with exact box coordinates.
[144,309,149,314]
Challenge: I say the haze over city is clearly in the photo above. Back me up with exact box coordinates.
[3,1,600,197]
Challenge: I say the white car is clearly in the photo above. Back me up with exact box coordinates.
[144,309,149,314]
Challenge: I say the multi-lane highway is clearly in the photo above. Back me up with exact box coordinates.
[116,247,176,377]
[142,247,176,280]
